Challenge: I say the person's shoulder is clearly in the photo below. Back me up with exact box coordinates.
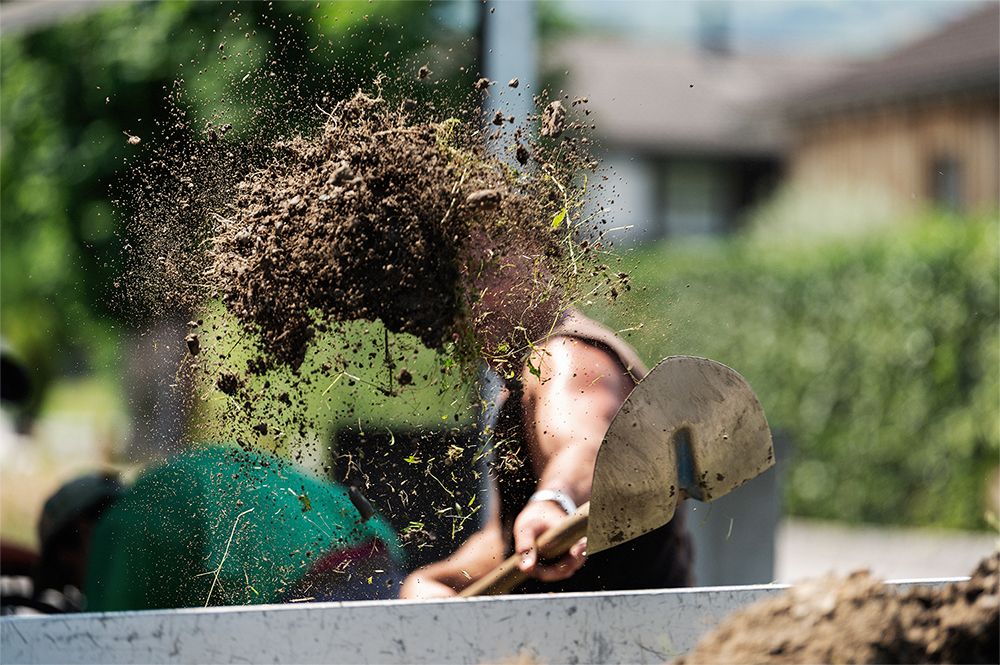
[551,308,616,340]
[549,309,648,381]
[523,335,626,391]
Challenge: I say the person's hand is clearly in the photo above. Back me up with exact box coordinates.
[399,572,458,600]
[512,500,587,582]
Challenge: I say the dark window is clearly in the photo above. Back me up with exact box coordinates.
[929,156,964,212]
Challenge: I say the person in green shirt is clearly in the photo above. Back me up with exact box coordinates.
[85,445,402,611]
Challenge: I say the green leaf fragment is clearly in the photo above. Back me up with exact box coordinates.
[551,208,567,229]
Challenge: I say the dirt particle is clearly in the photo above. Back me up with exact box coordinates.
[400,525,435,548]
[417,64,432,80]
[541,101,566,138]
[515,143,530,165]
[464,188,502,209]
[508,77,519,88]
[216,372,241,396]
[184,333,200,356]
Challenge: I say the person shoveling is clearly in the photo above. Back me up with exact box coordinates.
[140,87,776,601]
[85,445,403,611]
[403,351,773,598]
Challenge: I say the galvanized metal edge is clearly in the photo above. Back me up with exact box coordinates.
[1,579,964,664]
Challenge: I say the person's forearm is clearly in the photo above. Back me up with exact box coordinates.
[534,435,602,506]
[407,521,504,590]
[408,559,472,591]
[524,340,630,507]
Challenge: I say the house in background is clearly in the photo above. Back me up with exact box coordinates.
[548,3,998,245]
[547,35,851,243]
[784,3,999,217]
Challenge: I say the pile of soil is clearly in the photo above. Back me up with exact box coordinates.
[117,12,628,564]
[126,71,624,480]
[208,87,601,371]
[677,551,999,664]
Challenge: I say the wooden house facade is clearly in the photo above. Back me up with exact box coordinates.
[786,4,999,216]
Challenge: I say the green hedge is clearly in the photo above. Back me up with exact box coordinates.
[587,215,999,530]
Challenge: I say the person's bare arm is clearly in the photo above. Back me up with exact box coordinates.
[399,486,504,598]
[401,338,631,593]
[513,336,632,581]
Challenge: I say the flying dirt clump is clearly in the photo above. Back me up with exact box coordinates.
[676,551,999,664]
[209,89,597,370]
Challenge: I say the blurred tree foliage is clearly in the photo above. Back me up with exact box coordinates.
[0,0,475,411]
[589,215,999,530]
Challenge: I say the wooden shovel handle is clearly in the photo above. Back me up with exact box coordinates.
[460,502,591,597]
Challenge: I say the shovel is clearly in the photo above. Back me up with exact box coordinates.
[460,355,774,597]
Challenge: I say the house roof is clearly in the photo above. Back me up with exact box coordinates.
[546,39,852,157]
[0,0,110,34]
[789,3,1000,117]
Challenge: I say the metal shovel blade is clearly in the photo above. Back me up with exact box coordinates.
[587,356,774,556]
